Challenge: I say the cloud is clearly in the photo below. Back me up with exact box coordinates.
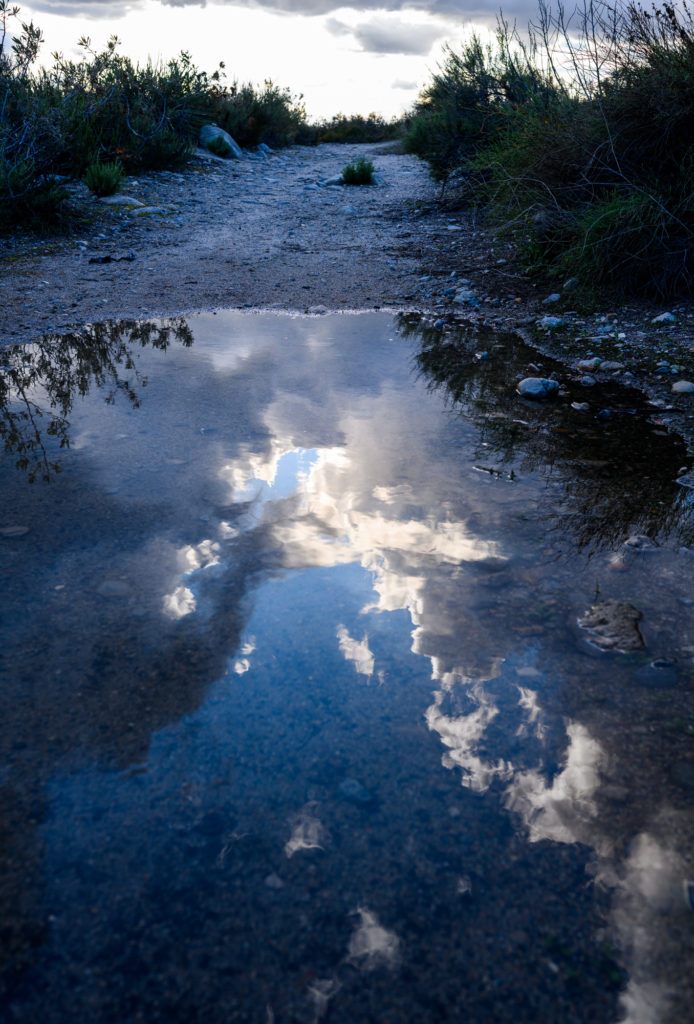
[352,16,446,55]
[25,0,542,33]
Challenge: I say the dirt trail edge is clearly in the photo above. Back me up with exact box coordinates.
[2,141,694,449]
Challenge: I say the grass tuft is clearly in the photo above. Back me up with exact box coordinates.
[342,156,375,185]
[83,160,124,196]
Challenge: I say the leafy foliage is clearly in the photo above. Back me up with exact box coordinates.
[342,156,375,185]
[83,159,124,196]
[406,1,694,297]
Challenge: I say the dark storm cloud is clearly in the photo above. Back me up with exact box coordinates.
[26,0,543,32]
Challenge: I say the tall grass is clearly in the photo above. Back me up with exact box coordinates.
[406,0,694,297]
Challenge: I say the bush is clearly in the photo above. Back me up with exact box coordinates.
[207,80,306,148]
[407,0,694,297]
[314,113,403,144]
[83,160,123,196]
[342,156,375,185]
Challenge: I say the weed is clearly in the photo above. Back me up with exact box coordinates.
[83,160,124,196]
[342,156,375,186]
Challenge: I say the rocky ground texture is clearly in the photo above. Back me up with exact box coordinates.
[2,140,694,445]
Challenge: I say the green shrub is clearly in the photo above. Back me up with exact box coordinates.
[208,80,306,148]
[83,160,123,196]
[342,156,375,185]
[314,113,403,144]
[407,0,694,297]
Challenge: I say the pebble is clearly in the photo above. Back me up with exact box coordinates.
[600,361,625,371]
[578,358,601,371]
[652,312,676,324]
[0,525,29,537]
[571,402,590,412]
[580,375,597,386]
[672,380,694,394]
[538,316,564,328]
[517,377,559,399]
[542,293,561,304]
[453,288,478,306]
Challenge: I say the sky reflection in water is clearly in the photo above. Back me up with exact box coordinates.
[0,311,693,1024]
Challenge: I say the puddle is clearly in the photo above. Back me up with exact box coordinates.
[0,311,693,1023]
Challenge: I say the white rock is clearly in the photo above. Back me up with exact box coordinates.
[672,380,694,394]
[517,377,559,399]
[539,315,564,328]
[99,195,144,207]
[652,312,676,324]
[578,358,601,370]
[199,124,243,159]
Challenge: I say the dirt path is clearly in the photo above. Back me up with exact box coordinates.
[1,143,454,339]
[2,139,694,450]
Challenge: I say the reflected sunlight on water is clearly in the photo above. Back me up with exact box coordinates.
[0,311,692,1023]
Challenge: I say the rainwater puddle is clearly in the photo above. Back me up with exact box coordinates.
[0,311,693,1023]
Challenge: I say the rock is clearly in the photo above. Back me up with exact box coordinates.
[517,377,559,399]
[580,375,597,386]
[635,658,679,689]
[624,534,657,551]
[577,599,644,652]
[307,304,328,315]
[571,401,590,412]
[339,777,374,805]
[578,358,601,371]
[672,380,694,394]
[199,124,243,159]
[98,195,144,207]
[88,253,135,264]
[453,288,478,306]
[539,315,564,328]
[0,525,29,537]
[132,206,175,217]
[600,361,625,371]
[542,293,561,304]
[595,408,612,422]
[321,175,344,186]
[257,143,273,154]
[652,312,676,324]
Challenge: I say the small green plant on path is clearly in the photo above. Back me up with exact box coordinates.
[342,156,374,185]
[83,160,124,196]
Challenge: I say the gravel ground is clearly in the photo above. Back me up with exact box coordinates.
[2,139,694,443]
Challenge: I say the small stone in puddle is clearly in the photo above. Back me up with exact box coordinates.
[635,658,679,689]
[624,534,658,551]
[339,777,372,804]
[0,525,29,537]
[517,377,559,399]
[577,599,644,652]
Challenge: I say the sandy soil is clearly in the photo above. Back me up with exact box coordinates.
[2,140,694,443]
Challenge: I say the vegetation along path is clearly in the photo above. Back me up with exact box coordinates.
[3,139,694,451]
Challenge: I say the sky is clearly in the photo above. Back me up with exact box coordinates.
[8,0,541,119]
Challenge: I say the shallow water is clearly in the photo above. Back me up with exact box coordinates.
[0,311,693,1023]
